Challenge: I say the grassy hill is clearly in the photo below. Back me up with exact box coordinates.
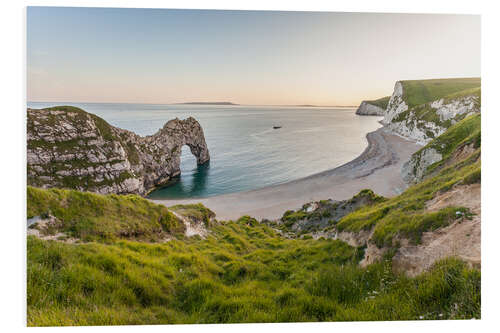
[400,78,481,108]
[28,221,479,325]
[27,187,185,242]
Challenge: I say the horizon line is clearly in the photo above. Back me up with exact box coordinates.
[27,100,360,108]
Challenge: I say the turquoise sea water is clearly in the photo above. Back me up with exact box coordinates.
[27,102,382,199]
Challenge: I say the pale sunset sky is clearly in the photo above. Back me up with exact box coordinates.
[27,7,480,106]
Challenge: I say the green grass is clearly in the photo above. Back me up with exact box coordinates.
[332,112,481,248]
[26,146,481,325]
[280,189,386,231]
[337,144,480,248]
[169,203,216,226]
[365,96,390,110]
[27,186,184,242]
[415,114,481,177]
[27,218,480,325]
[400,78,480,108]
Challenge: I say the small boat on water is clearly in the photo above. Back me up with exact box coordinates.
[273,126,282,129]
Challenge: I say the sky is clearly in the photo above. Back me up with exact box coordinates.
[27,7,481,106]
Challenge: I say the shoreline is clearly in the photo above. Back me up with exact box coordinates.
[152,126,421,221]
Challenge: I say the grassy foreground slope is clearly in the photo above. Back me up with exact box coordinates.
[27,186,185,241]
[400,78,480,108]
[28,219,479,325]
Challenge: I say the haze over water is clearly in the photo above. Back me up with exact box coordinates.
[28,102,382,198]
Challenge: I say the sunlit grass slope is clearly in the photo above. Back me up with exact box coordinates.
[27,186,184,241]
[400,78,480,108]
[28,217,479,326]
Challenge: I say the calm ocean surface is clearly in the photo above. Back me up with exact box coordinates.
[27,102,382,199]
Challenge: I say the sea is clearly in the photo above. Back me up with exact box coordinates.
[27,102,382,199]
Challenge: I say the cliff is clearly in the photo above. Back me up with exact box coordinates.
[382,78,481,144]
[27,106,210,195]
[355,96,389,116]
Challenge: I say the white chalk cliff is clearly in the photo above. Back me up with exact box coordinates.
[355,101,385,116]
[382,82,480,145]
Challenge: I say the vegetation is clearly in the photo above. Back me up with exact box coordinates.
[365,96,390,110]
[337,116,480,247]
[26,93,482,325]
[416,114,481,178]
[400,78,481,108]
[27,218,480,325]
[169,203,216,226]
[279,189,386,232]
[27,186,184,242]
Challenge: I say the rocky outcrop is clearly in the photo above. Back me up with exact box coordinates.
[27,106,210,195]
[278,189,385,235]
[383,81,408,124]
[401,113,480,184]
[401,147,442,184]
[355,101,385,116]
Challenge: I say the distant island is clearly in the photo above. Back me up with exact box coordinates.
[176,101,239,105]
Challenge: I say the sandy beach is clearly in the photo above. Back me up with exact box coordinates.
[152,127,421,221]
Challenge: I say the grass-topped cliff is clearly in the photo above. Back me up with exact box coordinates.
[365,96,390,110]
[356,96,390,116]
[384,78,481,144]
[398,78,480,108]
[27,186,185,242]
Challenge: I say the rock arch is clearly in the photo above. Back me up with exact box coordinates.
[143,117,210,190]
[27,106,210,195]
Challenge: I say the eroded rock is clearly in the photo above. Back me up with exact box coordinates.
[355,101,385,116]
[27,107,210,195]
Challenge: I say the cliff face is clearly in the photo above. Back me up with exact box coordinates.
[27,106,210,195]
[355,96,390,116]
[382,80,480,145]
[355,101,385,116]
